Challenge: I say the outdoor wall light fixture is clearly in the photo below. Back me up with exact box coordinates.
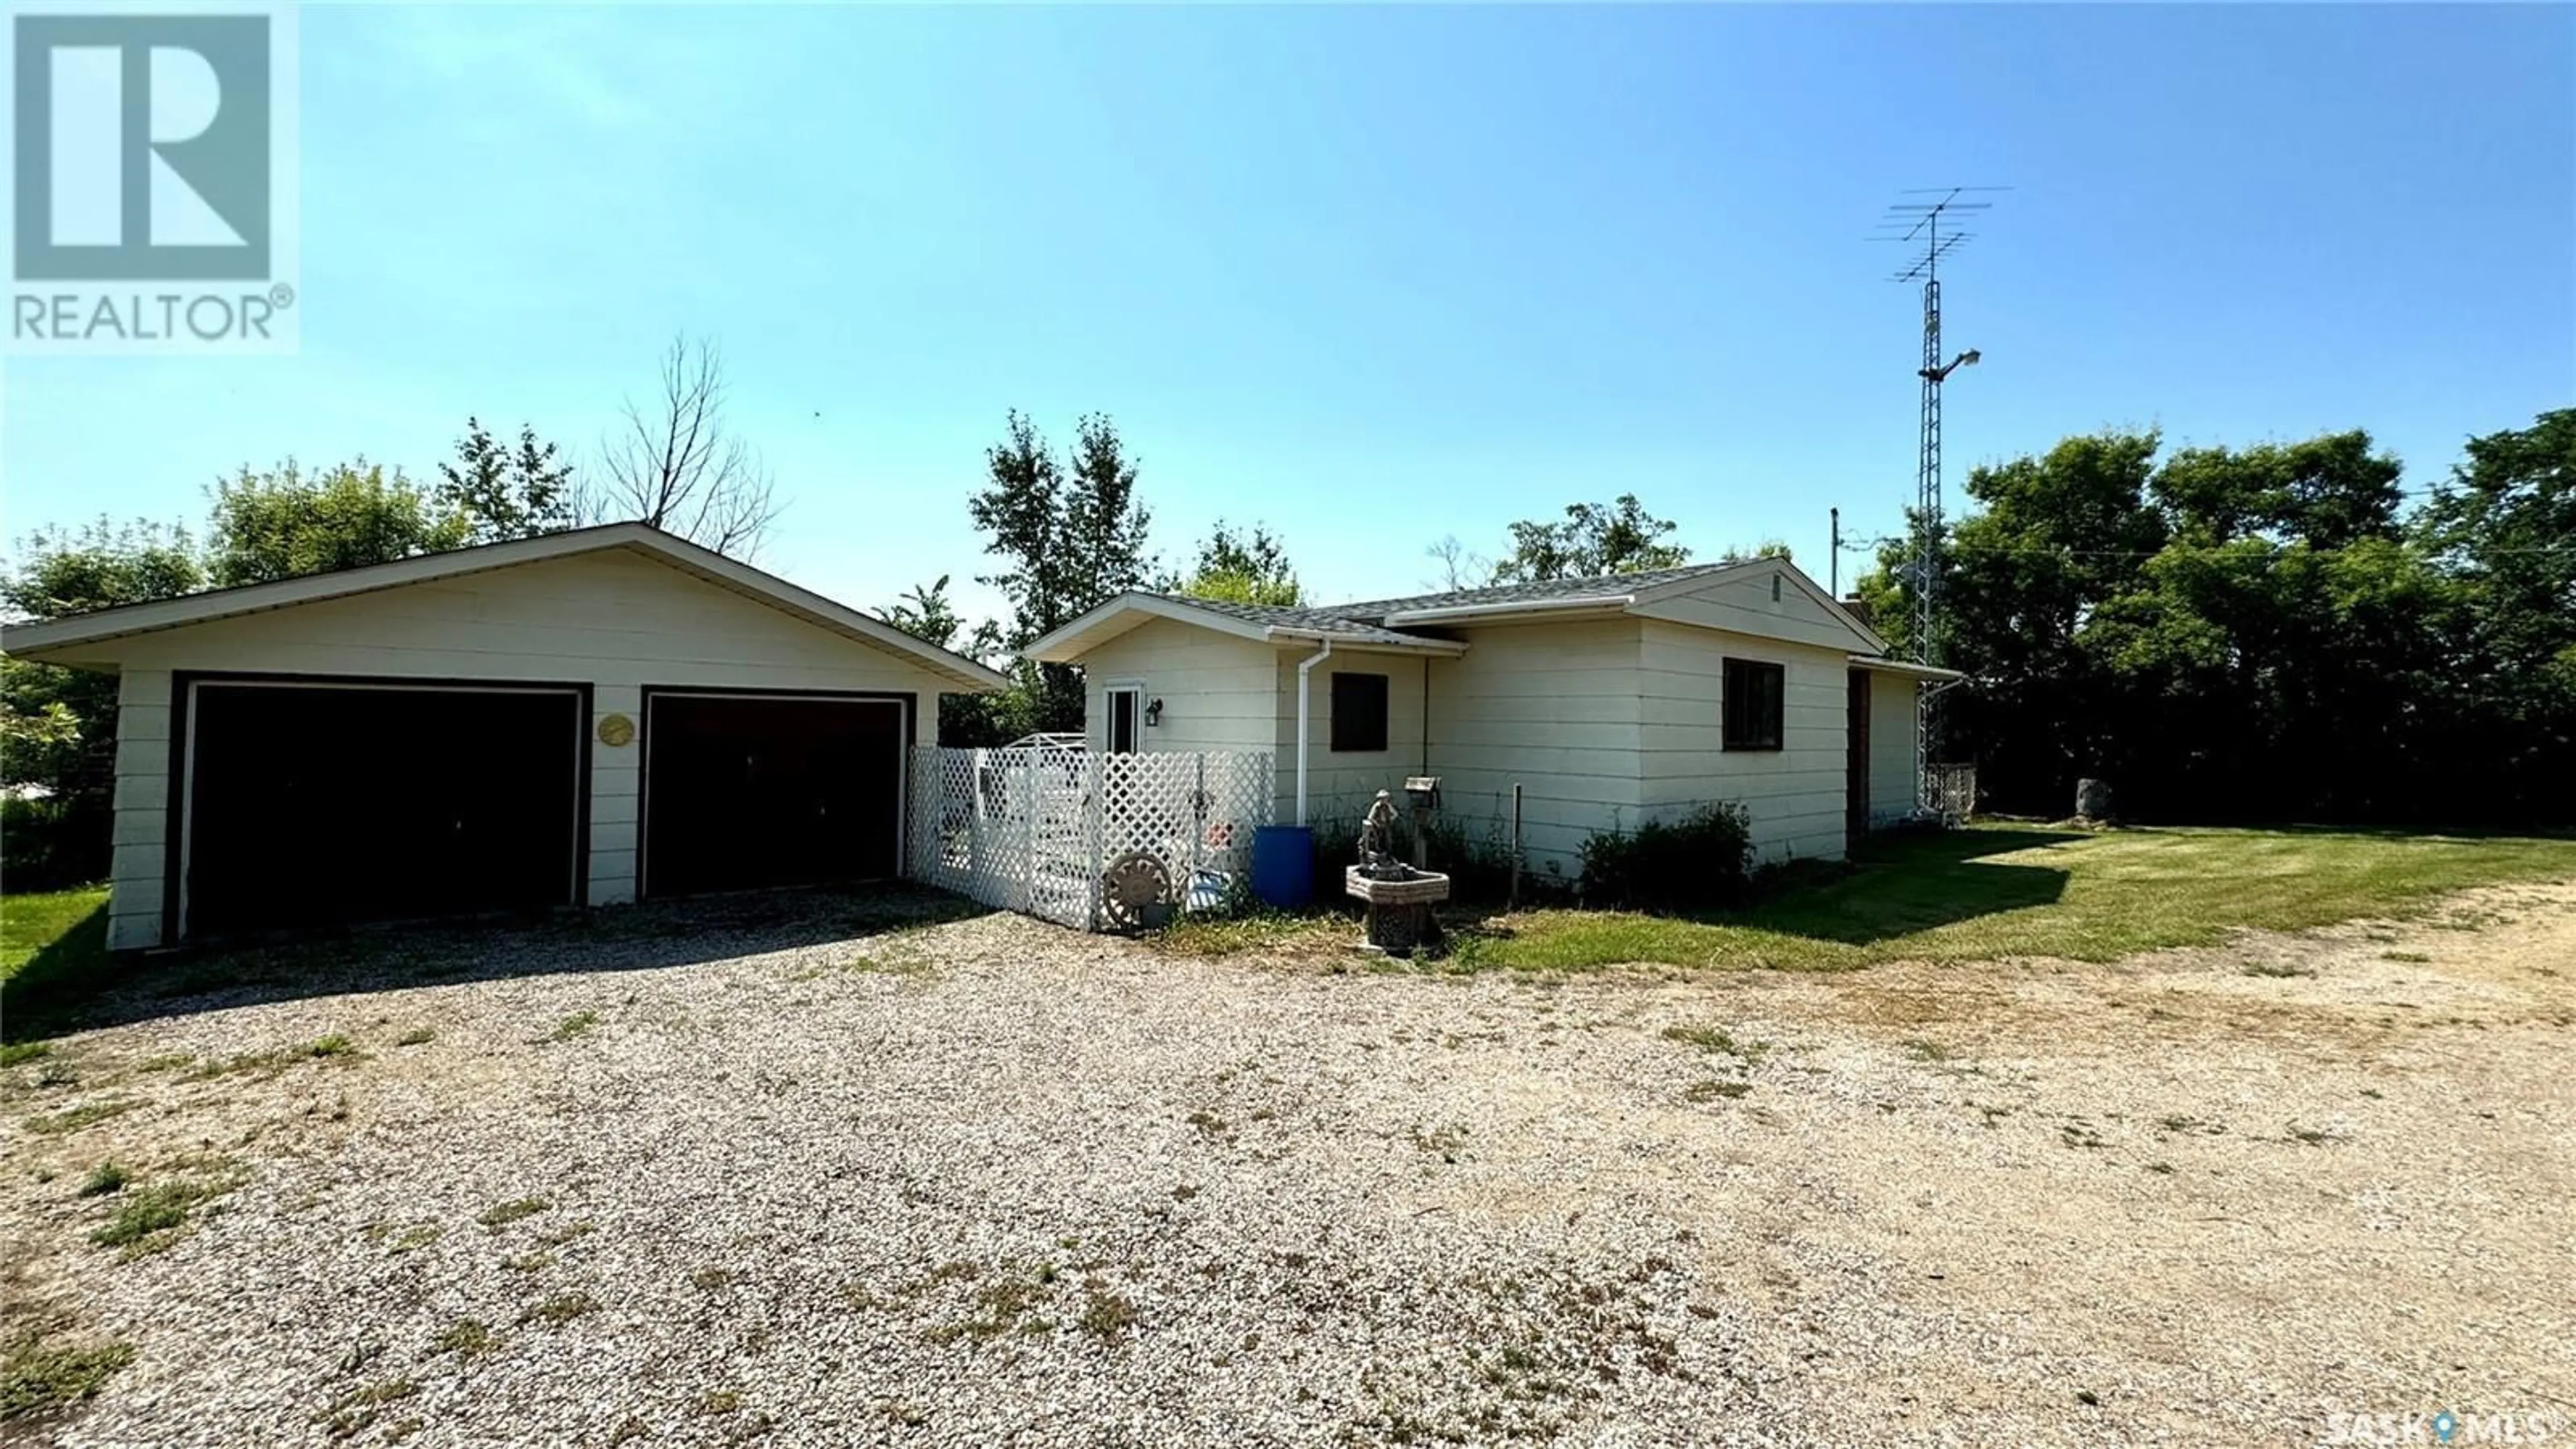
[1144,698,1164,727]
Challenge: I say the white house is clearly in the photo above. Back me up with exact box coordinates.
[0,523,1005,951]
[1025,557,1958,881]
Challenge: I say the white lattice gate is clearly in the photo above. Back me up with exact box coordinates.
[910,745,1273,931]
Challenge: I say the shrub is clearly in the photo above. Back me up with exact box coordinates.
[1576,803,1753,911]
[0,795,110,894]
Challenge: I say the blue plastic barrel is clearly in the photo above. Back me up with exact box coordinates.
[1250,825,1315,908]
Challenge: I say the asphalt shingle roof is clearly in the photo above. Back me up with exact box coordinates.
[1332,561,1745,621]
[1136,560,1759,646]
[1155,595,1449,647]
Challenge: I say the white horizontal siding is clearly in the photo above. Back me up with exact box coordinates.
[95,549,960,947]
[1635,621,1852,865]
[1631,560,1880,655]
[105,669,172,951]
[1078,619,1278,756]
[1869,671,1919,824]
[1417,618,1643,881]
[1275,653,1429,830]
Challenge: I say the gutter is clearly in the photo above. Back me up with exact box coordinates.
[1294,639,1332,826]
[1265,626,1466,657]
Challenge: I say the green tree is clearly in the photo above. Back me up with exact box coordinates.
[1491,494,1689,582]
[2416,409,2576,818]
[0,517,203,621]
[881,575,965,651]
[1061,413,1154,611]
[965,411,1156,736]
[877,574,1026,748]
[2153,431,2404,549]
[1851,422,2559,824]
[435,417,576,544]
[1719,540,1794,563]
[1176,521,1302,606]
[1,519,205,885]
[207,460,470,588]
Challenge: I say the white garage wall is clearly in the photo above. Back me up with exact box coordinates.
[94,547,958,949]
[106,668,176,953]
[1868,671,1921,826]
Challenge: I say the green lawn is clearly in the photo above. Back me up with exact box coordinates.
[1444,824,2576,972]
[1,885,109,1044]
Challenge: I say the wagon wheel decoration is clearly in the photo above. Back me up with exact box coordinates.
[1099,850,1173,931]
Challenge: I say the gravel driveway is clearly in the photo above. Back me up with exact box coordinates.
[5,883,2571,1447]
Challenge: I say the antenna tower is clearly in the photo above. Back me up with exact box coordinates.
[1871,185,2004,812]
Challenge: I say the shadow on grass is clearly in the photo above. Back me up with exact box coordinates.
[1442,824,2084,955]
[3,901,113,1042]
[1705,825,2084,946]
[0,885,991,1044]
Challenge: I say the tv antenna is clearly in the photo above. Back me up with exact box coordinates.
[1870,184,2006,810]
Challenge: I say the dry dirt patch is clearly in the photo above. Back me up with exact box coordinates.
[3,884,2570,1446]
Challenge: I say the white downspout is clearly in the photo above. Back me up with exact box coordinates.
[1294,639,1333,826]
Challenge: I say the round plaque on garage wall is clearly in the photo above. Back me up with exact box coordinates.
[596,712,636,747]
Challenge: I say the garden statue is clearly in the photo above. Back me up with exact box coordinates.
[1356,790,1408,881]
[1345,790,1450,956]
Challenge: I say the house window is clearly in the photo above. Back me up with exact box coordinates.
[1330,672,1389,753]
[1721,658,1784,751]
[1107,687,1142,754]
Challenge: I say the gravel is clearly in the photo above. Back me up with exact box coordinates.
[5,881,2571,1447]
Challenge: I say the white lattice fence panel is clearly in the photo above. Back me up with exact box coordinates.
[1089,751,1273,925]
[909,745,1089,926]
[912,746,1271,930]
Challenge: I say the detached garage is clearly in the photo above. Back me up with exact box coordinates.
[0,523,1005,951]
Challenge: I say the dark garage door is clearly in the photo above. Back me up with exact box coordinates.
[643,693,906,897]
[184,682,584,938]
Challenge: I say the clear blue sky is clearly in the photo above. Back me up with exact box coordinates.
[3,3,2569,621]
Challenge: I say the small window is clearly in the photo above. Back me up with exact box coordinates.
[1330,672,1389,753]
[1107,688,1141,754]
[1722,658,1784,751]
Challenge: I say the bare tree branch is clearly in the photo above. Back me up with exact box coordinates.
[594,336,781,557]
[1425,534,1489,590]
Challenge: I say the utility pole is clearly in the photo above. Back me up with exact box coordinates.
[1829,506,1840,597]
[1874,185,2004,810]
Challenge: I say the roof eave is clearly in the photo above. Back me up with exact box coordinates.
[1847,655,1966,682]
[1262,626,1468,657]
[0,523,1011,692]
[1379,596,1633,627]
[1022,593,1275,663]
